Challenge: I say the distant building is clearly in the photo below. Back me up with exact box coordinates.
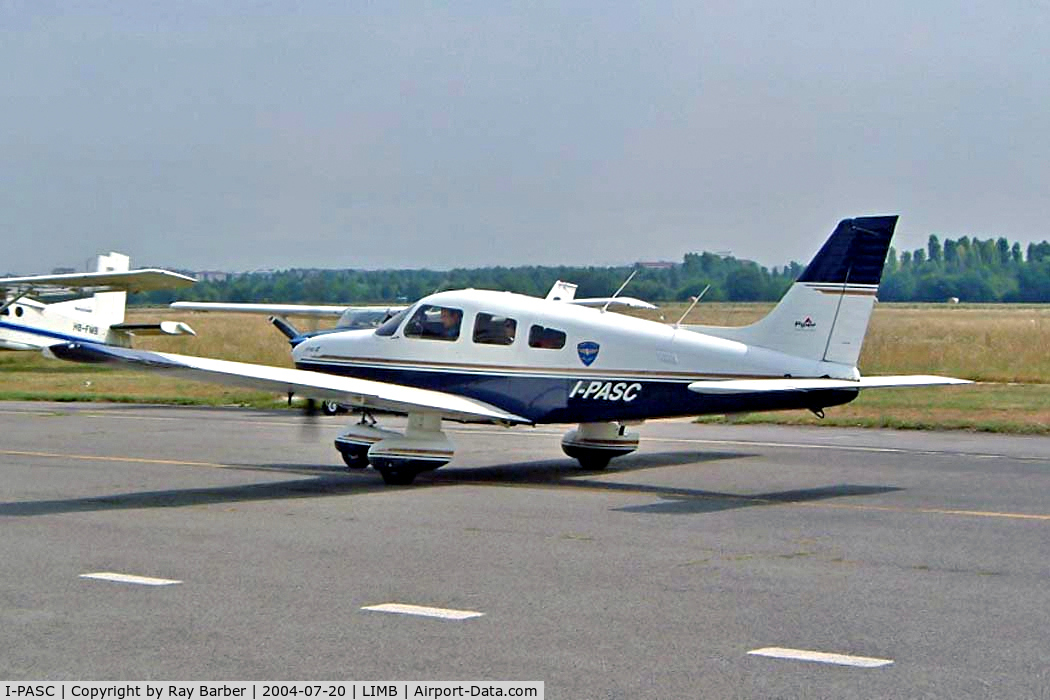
[636,261,677,270]
[195,271,230,282]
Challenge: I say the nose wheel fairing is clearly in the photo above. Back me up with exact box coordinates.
[334,412,452,484]
[334,423,402,468]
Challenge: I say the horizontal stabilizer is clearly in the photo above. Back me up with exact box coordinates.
[1,269,195,292]
[110,321,196,337]
[44,342,531,425]
[688,375,971,394]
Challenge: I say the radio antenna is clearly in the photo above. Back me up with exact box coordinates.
[601,270,638,313]
[674,284,710,327]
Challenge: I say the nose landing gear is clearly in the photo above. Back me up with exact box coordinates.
[334,412,452,485]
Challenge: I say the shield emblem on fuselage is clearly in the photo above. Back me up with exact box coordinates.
[577,341,600,366]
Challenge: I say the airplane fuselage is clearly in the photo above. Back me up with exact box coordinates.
[291,289,861,424]
[0,297,113,351]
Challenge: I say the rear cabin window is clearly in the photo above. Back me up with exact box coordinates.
[403,305,463,341]
[528,324,566,349]
[473,313,517,346]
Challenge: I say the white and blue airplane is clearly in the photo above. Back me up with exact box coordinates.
[46,216,968,485]
[166,281,655,414]
[1,253,197,351]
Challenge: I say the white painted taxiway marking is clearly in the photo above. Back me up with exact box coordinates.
[80,572,182,586]
[361,603,484,620]
[748,647,893,668]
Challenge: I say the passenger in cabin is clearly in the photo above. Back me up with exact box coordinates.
[438,307,461,339]
[405,305,462,340]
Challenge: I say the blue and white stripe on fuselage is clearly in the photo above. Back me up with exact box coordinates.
[290,288,860,424]
[292,357,858,423]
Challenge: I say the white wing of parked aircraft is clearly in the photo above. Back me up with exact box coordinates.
[1,268,196,294]
[47,216,970,485]
[170,301,408,339]
[170,280,655,324]
[170,302,351,316]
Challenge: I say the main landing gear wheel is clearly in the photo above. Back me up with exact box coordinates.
[561,422,640,470]
[321,400,343,416]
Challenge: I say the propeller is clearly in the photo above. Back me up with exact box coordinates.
[288,393,322,440]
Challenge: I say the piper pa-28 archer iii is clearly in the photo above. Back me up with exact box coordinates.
[1,252,197,351]
[47,216,969,485]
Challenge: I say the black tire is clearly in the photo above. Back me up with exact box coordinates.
[321,400,342,416]
[576,453,612,470]
[377,467,419,485]
[340,450,369,469]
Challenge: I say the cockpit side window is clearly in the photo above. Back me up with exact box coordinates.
[528,324,566,349]
[374,308,408,337]
[403,305,463,341]
[473,312,517,346]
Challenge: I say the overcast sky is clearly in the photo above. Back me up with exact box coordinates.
[2,1,1048,274]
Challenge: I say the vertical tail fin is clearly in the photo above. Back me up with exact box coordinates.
[92,252,130,326]
[694,216,897,367]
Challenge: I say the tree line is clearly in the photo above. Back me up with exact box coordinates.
[881,237,1050,302]
[131,235,1050,306]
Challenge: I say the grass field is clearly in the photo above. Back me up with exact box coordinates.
[1,303,1048,433]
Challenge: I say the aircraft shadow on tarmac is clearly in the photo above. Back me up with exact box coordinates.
[432,451,903,515]
[0,450,901,517]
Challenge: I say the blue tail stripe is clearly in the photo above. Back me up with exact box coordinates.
[797,215,897,286]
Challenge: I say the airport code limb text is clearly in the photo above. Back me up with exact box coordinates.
[4,685,542,700]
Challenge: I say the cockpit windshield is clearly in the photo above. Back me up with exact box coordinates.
[336,309,394,330]
[374,308,409,337]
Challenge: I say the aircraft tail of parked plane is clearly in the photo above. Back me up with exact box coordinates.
[84,252,132,329]
[1,253,196,351]
[46,215,970,485]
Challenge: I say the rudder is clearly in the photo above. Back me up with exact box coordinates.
[92,252,130,326]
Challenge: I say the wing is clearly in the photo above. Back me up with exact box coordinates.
[44,342,531,425]
[688,375,971,394]
[543,280,656,309]
[570,297,657,309]
[0,269,196,292]
[170,302,350,317]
